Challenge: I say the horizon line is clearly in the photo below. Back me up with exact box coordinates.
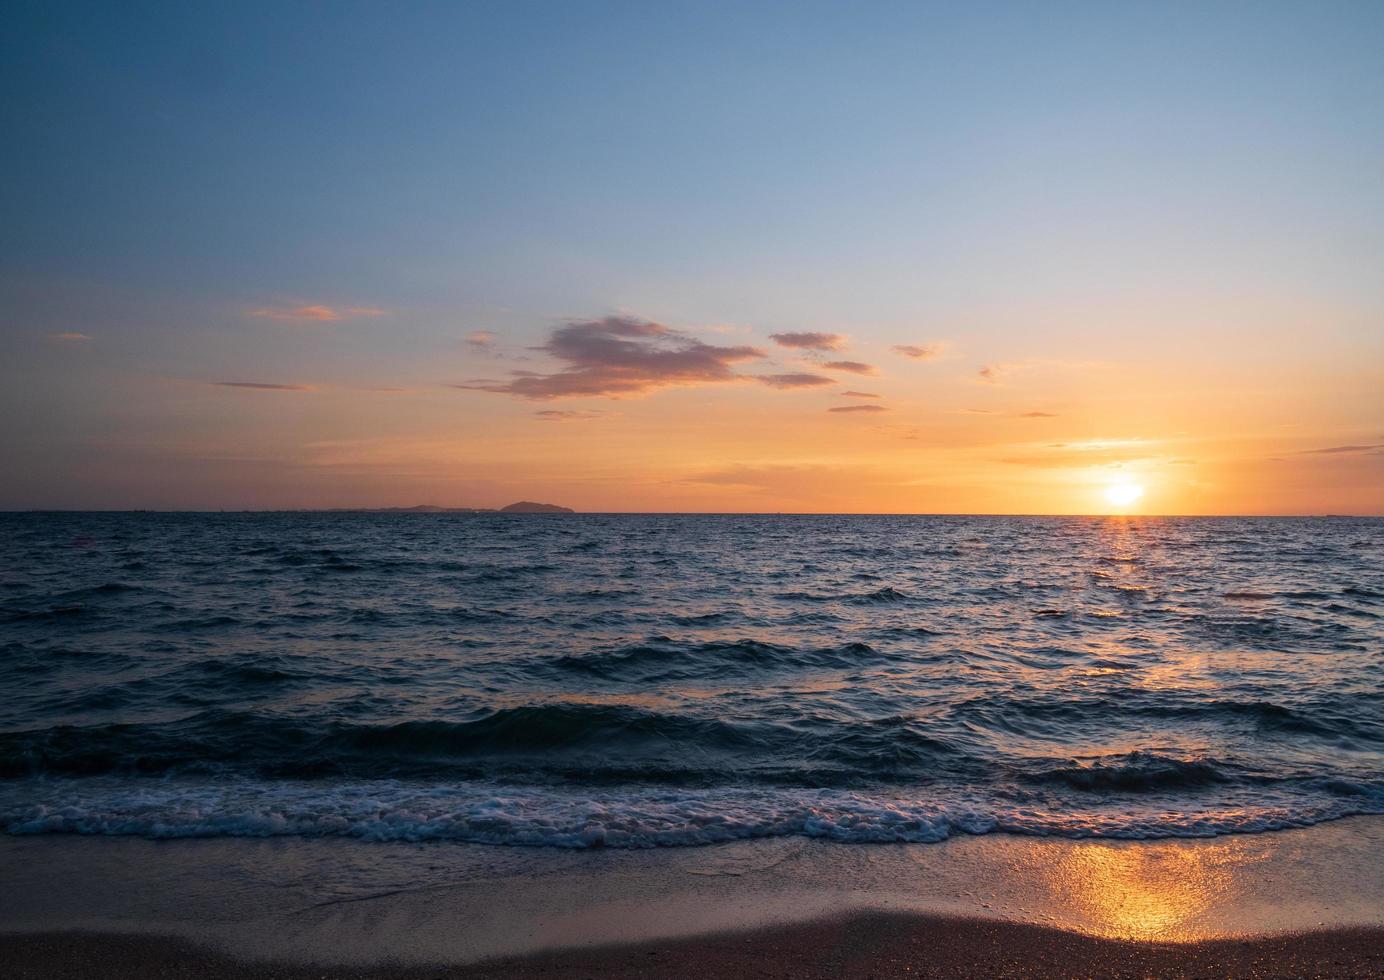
[2,509,1379,519]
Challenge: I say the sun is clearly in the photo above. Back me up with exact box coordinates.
[1104,481,1145,508]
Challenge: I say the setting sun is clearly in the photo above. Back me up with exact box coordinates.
[1104,482,1145,508]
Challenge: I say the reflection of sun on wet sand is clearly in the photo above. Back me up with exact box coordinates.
[1047,840,1237,940]
[5,819,1384,978]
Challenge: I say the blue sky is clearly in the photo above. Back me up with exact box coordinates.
[3,1,1382,511]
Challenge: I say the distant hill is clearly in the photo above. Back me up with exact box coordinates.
[499,501,575,513]
[327,502,575,514]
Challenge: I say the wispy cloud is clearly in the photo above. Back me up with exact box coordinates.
[841,390,880,399]
[466,330,498,351]
[460,315,764,400]
[977,364,1005,383]
[1001,439,1159,468]
[892,344,942,360]
[828,404,888,413]
[212,381,314,391]
[1298,443,1384,455]
[1020,411,1058,418]
[756,373,836,389]
[822,360,876,375]
[769,331,847,351]
[247,304,387,322]
[534,409,603,421]
[48,332,92,343]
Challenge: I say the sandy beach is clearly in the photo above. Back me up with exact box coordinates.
[3,817,1383,977]
[6,916,1384,979]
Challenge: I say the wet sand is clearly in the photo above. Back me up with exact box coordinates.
[3,817,1383,976]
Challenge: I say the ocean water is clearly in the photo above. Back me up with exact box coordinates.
[1,513,1381,848]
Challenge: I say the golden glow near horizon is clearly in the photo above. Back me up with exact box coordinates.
[1104,481,1145,510]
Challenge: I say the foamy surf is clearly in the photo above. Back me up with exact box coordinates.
[4,778,1382,848]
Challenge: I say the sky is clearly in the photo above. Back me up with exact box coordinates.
[2,0,1382,514]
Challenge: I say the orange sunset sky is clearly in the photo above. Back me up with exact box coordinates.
[3,3,1382,514]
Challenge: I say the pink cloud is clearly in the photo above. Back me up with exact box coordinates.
[892,344,942,360]
[756,373,836,389]
[769,331,847,351]
[213,381,315,391]
[828,404,888,413]
[248,304,388,322]
[534,409,603,421]
[461,316,765,400]
[822,360,876,375]
[466,330,499,351]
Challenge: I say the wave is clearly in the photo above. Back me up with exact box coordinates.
[544,637,887,682]
[0,704,985,784]
[0,705,789,780]
[1023,752,1232,792]
[3,778,1380,848]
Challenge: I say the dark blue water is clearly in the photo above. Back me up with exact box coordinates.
[2,513,1381,846]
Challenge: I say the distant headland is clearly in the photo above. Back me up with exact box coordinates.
[333,501,575,514]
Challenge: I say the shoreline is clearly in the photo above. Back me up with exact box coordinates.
[3,817,1383,972]
[5,915,1384,979]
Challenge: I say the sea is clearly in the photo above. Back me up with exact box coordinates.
[1,513,1381,848]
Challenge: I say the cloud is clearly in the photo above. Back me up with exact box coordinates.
[466,330,498,351]
[212,381,314,391]
[828,404,888,413]
[822,360,876,375]
[841,390,880,399]
[48,332,92,343]
[960,408,996,415]
[1298,443,1384,455]
[756,373,836,389]
[769,331,847,351]
[247,304,387,322]
[1001,439,1159,468]
[892,344,942,360]
[461,316,764,400]
[1020,411,1058,418]
[534,409,603,421]
[976,360,1074,385]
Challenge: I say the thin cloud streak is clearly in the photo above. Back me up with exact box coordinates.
[212,381,315,391]
[769,331,846,351]
[822,360,876,375]
[841,390,880,399]
[756,373,836,389]
[1298,443,1384,455]
[892,344,942,360]
[247,304,388,322]
[828,404,888,413]
[534,409,603,421]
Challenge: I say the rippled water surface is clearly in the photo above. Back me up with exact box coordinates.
[2,513,1381,846]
